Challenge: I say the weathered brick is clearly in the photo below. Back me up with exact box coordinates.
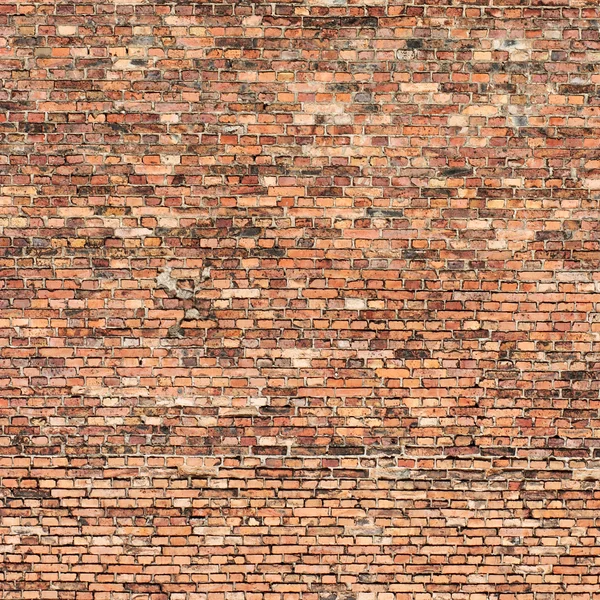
[2,1,600,599]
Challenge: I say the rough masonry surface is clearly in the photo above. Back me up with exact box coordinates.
[1,0,600,599]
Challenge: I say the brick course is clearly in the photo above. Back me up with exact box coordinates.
[2,0,600,598]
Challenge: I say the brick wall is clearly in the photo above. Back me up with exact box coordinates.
[2,1,600,598]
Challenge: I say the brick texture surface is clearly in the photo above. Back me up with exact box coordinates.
[2,0,600,598]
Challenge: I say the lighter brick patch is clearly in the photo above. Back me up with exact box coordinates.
[583,178,600,190]
[114,227,153,238]
[462,105,498,116]
[345,298,366,310]
[400,83,439,92]
[221,288,260,298]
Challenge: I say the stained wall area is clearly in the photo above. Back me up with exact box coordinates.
[2,0,600,598]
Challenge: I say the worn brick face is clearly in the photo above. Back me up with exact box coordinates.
[1,0,600,598]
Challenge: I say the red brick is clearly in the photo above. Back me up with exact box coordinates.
[2,1,600,599]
